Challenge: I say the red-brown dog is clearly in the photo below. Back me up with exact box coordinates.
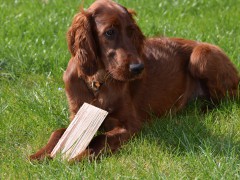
[30,0,239,161]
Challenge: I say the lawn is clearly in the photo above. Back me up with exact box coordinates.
[1,0,240,179]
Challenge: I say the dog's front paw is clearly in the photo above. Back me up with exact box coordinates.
[29,151,52,162]
[68,148,95,163]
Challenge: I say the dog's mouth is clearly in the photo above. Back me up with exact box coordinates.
[128,69,145,81]
[108,67,144,82]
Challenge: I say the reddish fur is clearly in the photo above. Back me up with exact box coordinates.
[30,0,239,161]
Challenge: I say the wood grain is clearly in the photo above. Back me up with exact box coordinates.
[50,103,108,161]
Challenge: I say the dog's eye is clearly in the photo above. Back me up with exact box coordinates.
[105,29,115,38]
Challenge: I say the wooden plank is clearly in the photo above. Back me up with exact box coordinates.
[50,103,108,161]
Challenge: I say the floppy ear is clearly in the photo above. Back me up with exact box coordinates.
[67,11,98,76]
[127,9,137,16]
[127,9,145,52]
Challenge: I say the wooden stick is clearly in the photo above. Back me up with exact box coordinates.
[50,103,108,161]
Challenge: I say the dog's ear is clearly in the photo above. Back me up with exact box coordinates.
[127,9,137,16]
[67,11,98,76]
[127,9,145,53]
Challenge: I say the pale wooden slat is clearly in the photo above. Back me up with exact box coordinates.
[50,103,108,161]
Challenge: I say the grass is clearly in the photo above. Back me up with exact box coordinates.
[1,0,240,179]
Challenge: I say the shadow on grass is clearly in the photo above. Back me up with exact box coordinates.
[136,98,240,158]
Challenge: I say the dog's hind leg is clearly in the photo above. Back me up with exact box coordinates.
[188,43,239,102]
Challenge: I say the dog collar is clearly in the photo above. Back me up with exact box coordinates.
[85,69,107,92]
[90,81,102,91]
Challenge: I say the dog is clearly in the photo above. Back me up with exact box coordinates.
[30,0,239,161]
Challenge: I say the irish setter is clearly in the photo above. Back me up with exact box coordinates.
[30,0,239,161]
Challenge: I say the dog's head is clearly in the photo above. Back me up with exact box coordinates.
[67,0,145,81]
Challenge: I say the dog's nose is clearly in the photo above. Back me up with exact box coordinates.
[129,63,144,74]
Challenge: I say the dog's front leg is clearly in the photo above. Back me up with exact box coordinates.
[68,126,134,162]
[29,128,66,161]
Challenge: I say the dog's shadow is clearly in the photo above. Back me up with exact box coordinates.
[131,99,240,158]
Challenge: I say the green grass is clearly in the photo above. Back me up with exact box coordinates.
[1,0,240,179]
